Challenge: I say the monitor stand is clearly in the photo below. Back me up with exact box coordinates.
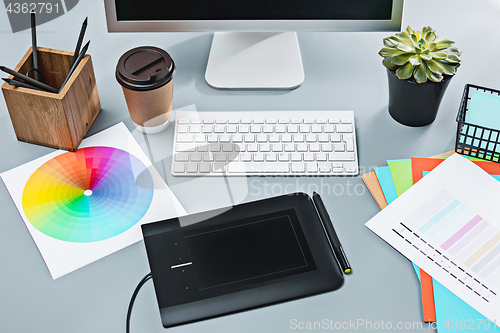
[205,32,305,90]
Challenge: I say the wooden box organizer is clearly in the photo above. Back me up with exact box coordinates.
[1,47,101,152]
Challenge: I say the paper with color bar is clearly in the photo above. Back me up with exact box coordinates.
[1,123,186,279]
[366,154,500,324]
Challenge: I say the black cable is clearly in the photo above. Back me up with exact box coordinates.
[126,272,152,333]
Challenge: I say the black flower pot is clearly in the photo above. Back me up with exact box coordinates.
[387,69,453,127]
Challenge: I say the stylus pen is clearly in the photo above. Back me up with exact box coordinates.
[70,17,88,68]
[312,192,351,274]
[30,13,39,81]
[59,40,90,93]
[2,78,44,91]
[0,66,57,93]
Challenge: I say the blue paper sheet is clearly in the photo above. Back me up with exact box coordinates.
[466,90,500,130]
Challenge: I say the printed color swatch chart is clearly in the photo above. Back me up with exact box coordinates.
[366,154,500,324]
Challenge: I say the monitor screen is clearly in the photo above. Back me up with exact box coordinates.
[115,0,393,21]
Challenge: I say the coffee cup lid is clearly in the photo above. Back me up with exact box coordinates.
[116,46,175,91]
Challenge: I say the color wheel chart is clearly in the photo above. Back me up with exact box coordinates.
[394,189,500,303]
[22,146,154,243]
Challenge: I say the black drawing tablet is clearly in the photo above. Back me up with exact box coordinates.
[141,192,344,328]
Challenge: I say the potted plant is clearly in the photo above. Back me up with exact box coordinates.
[379,26,461,126]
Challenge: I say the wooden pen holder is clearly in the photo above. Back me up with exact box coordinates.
[1,47,101,152]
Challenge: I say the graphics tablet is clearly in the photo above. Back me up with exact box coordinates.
[141,192,344,328]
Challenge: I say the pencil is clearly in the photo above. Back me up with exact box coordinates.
[2,78,44,91]
[70,17,88,68]
[31,13,39,81]
[0,66,57,93]
[59,40,90,92]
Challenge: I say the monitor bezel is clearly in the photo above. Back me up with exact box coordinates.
[104,0,404,32]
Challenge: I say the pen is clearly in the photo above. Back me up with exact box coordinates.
[312,191,351,274]
[2,78,44,91]
[31,13,39,81]
[59,40,90,93]
[0,66,57,93]
[70,17,88,68]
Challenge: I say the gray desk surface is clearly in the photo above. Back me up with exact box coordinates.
[2,1,500,332]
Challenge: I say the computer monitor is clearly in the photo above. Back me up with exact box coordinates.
[104,0,404,90]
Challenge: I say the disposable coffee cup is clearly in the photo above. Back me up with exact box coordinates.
[116,46,175,134]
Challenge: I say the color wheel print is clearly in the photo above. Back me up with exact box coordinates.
[22,147,154,243]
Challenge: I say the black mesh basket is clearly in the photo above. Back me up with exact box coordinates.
[455,84,500,163]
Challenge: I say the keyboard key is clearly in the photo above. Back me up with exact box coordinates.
[226,125,237,133]
[203,119,214,124]
[228,119,239,124]
[318,133,329,142]
[266,153,277,161]
[266,119,277,124]
[291,153,302,161]
[324,124,335,133]
[241,119,252,124]
[177,125,189,133]
[306,134,317,142]
[269,134,280,142]
[190,153,202,162]
[176,143,196,152]
[175,153,189,162]
[291,118,302,124]
[331,133,342,142]
[299,124,310,133]
[197,144,208,152]
[256,134,267,142]
[341,118,352,124]
[275,125,286,133]
[214,153,226,162]
[281,134,292,142]
[247,144,258,152]
[251,125,261,133]
[212,163,226,173]
[311,125,322,133]
[199,163,211,173]
[297,144,308,152]
[345,166,357,173]
[316,153,327,161]
[263,125,274,133]
[284,143,295,152]
[244,134,255,142]
[254,153,264,162]
[293,134,304,142]
[291,162,306,173]
[202,153,213,161]
[209,143,221,152]
[189,125,201,133]
[278,119,289,124]
[232,134,243,143]
[202,125,213,133]
[186,164,198,173]
[259,144,270,152]
[220,134,231,143]
[328,152,355,161]
[321,143,333,152]
[346,139,355,152]
[222,143,233,152]
[318,163,331,173]
[309,143,320,152]
[177,134,194,142]
[173,163,185,173]
[288,124,298,133]
[304,153,314,161]
[207,134,218,142]
[278,153,289,161]
[328,118,340,124]
[238,125,249,133]
[306,162,318,173]
[194,134,206,142]
[214,125,225,133]
[190,119,201,124]
[304,119,315,124]
[317,118,327,124]
[215,119,227,124]
[227,162,289,173]
[272,143,283,152]
[337,124,353,133]
[240,153,252,161]
[334,143,345,152]
[178,119,189,124]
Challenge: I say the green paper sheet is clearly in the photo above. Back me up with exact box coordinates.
[387,159,413,196]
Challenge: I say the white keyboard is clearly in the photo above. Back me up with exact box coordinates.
[172,111,359,176]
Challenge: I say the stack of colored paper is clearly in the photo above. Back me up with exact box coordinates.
[362,152,500,332]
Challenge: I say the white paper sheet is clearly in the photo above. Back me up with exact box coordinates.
[366,154,500,324]
[1,123,186,279]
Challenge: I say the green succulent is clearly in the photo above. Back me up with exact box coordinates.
[379,26,461,83]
